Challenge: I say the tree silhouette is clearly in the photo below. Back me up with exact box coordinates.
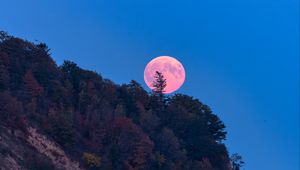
[152,71,167,95]
[230,153,245,170]
[150,71,167,115]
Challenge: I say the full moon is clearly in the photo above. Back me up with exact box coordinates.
[144,56,186,94]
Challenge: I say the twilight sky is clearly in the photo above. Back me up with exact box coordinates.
[1,0,299,169]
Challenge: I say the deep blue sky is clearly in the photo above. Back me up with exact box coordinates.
[1,0,299,169]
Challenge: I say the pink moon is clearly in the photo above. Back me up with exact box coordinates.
[144,56,186,94]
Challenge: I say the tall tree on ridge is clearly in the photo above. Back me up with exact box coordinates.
[152,71,167,97]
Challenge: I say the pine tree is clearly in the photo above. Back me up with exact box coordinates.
[149,71,167,119]
[152,71,167,96]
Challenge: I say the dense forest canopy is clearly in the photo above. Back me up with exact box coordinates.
[0,31,243,170]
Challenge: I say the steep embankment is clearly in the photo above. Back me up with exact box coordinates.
[0,31,233,170]
[0,125,82,170]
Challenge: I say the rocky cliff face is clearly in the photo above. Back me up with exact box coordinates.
[27,127,82,170]
[0,125,83,170]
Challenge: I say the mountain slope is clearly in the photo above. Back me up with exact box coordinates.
[0,31,234,170]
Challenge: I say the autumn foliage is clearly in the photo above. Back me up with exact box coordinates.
[0,31,243,170]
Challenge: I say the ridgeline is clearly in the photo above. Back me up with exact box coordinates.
[0,31,243,170]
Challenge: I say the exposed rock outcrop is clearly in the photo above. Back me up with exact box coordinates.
[26,127,83,170]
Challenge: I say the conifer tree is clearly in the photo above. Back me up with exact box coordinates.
[152,71,167,96]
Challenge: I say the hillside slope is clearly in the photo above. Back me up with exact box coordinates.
[0,31,234,170]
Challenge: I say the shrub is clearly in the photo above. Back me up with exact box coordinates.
[82,152,101,168]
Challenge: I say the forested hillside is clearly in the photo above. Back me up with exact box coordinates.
[0,31,243,170]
